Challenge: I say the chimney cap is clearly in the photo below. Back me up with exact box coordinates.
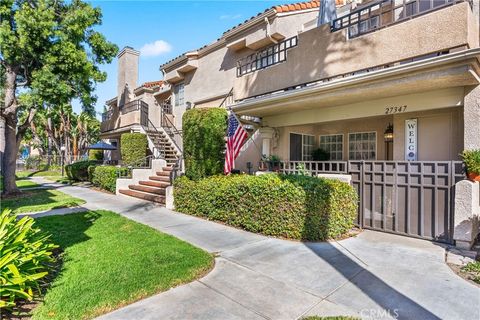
[118,46,140,58]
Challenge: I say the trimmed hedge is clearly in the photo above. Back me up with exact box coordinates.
[183,108,227,180]
[121,133,147,165]
[65,160,97,181]
[174,174,358,241]
[87,165,97,182]
[88,149,104,161]
[91,166,119,193]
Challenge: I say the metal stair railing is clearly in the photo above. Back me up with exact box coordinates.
[161,105,183,154]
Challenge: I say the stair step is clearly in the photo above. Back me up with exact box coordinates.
[155,171,170,177]
[154,174,171,181]
[139,180,170,188]
[162,167,174,171]
[148,176,171,184]
[129,184,166,195]
[119,189,165,203]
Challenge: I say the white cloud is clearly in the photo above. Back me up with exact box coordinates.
[140,40,172,57]
[220,14,242,20]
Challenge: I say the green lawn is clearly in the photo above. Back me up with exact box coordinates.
[1,189,85,213]
[32,210,213,319]
[16,170,62,179]
[0,177,39,191]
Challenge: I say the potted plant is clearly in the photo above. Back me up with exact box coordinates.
[258,155,268,171]
[461,149,480,182]
[267,155,281,172]
[312,148,330,161]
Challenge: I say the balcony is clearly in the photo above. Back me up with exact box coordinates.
[233,0,478,101]
[101,100,149,133]
[332,0,473,38]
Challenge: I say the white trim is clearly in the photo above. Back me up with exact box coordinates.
[319,133,344,161]
[288,131,315,161]
[347,131,377,160]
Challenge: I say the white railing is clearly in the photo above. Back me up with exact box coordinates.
[280,161,348,175]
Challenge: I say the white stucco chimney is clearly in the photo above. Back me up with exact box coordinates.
[117,46,140,106]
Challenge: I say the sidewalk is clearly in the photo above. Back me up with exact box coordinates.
[51,184,479,320]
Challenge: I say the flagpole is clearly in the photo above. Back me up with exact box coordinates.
[227,107,264,159]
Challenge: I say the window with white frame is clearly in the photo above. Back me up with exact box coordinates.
[174,83,184,107]
[319,134,343,160]
[348,132,376,160]
[290,133,315,161]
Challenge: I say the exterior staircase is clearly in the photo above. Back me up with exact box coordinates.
[119,166,173,205]
[146,129,181,167]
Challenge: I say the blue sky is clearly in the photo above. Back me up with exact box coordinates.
[83,0,282,116]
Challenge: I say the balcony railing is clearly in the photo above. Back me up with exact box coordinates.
[101,99,149,127]
[332,0,472,38]
[236,36,298,77]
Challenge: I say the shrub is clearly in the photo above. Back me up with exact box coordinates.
[88,149,104,161]
[121,133,147,165]
[174,174,358,241]
[183,108,227,180]
[65,160,97,181]
[91,166,127,193]
[461,149,480,175]
[0,209,57,308]
[25,156,42,170]
[87,165,97,182]
[312,148,330,161]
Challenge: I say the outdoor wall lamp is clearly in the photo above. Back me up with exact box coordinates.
[384,123,394,142]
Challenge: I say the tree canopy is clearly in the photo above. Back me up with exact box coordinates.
[0,0,118,195]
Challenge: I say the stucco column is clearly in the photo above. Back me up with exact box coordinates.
[463,86,480,150]
[258,127,275,157]
[454,180,480,249]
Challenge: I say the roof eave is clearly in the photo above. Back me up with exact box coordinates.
[231,48,480,113]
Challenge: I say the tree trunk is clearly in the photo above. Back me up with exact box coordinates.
[2,66,20,195]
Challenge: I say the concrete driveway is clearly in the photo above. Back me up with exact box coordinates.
[53,184,479,320]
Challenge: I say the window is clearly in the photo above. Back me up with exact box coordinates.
[237,36,298,77]
[174,83,184,107]
[319,134,344,160]
[290,133,315,161]
[348,132,376,160]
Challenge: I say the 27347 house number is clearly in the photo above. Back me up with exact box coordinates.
[385,105,407,114]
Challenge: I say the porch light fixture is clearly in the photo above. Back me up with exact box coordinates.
[384,123,394,142]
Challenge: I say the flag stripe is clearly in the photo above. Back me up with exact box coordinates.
[224,113,248,174]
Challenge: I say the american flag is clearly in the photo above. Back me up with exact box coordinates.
[224,113,248,174]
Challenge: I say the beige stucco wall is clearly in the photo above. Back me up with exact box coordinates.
[272,116,392,162]
[234,2,478,100]
[163,11,319,128]
[393,107,464,161]
[100,91,161,133]
[257,106,463,164]
[463,85,480,150]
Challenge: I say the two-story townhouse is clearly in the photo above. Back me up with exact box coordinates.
[100,47,180,166]
[107,0,480,247]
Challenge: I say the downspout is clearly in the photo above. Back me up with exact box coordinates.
[264,17,278,44]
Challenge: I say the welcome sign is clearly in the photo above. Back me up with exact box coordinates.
[405,119,417,161]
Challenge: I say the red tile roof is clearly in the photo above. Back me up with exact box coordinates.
[274,0,320,13]
[141,80,163,88]
[161,0,346,70]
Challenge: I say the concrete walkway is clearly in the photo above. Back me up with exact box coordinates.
[51,185,479,320]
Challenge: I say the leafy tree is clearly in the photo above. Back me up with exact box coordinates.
[0,0,118,195]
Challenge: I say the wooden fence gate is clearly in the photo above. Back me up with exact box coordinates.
[349,161,464,244]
